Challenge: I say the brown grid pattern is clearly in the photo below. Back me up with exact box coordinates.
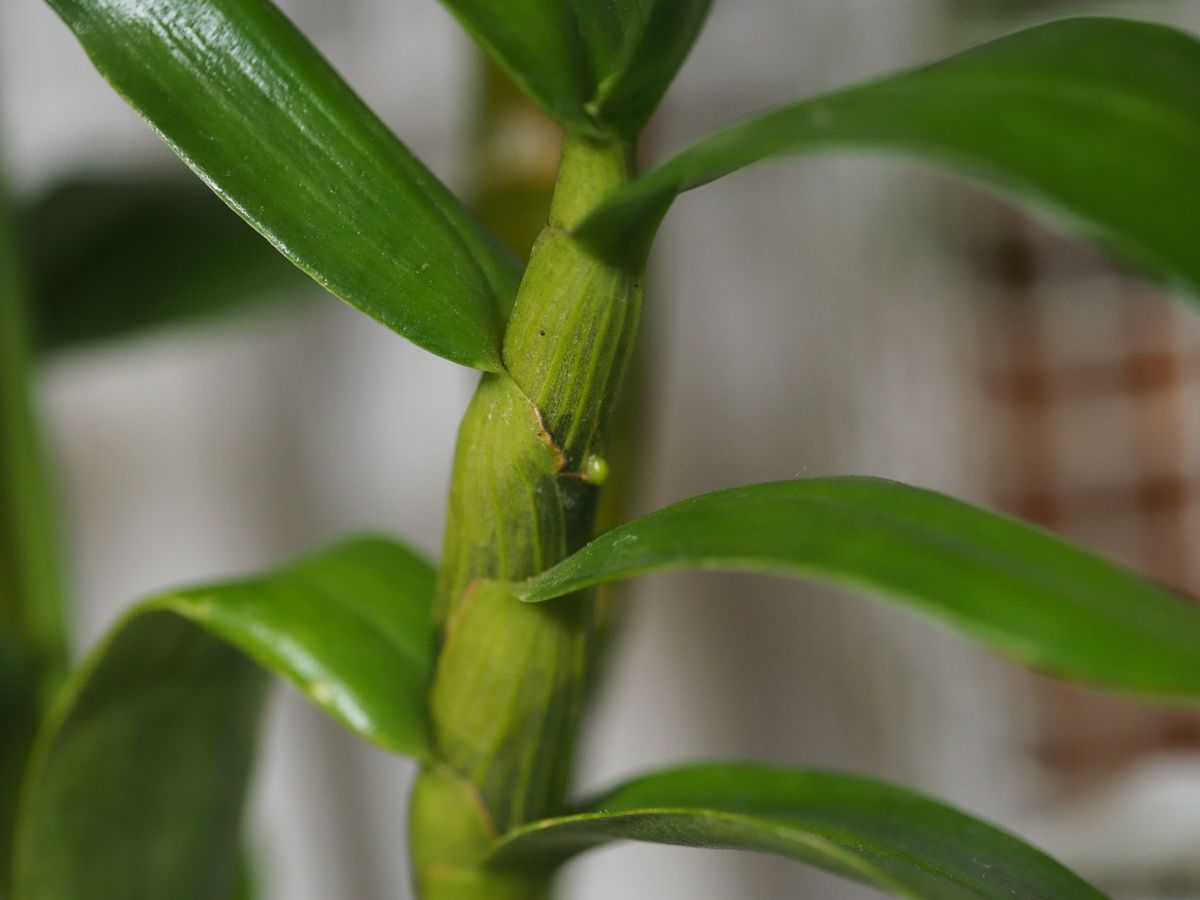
[970,214,1200,796]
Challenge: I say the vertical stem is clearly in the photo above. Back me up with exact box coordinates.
[411,132,642,898]
[0,154,68,862]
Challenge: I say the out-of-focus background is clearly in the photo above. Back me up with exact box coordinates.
[4,0,1200,897]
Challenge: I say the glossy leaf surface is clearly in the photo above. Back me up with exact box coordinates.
[12,537,435,899]
[47,0,521,369]
[592,0,712,137]
[25,177,307,352]
[517,478,1200,699]
[437,0,589,128]
[577,16,1200,298]
[490,764,1105,899]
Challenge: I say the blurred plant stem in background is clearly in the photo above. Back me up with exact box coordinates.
[470,56,561,260]
[0,145,68,869]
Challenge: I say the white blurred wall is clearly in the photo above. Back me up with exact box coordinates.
[3,1,1199,898]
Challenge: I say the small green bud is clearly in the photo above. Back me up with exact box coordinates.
[584,454,610,486]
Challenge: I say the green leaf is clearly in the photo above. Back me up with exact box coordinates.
[488,764,1106,899]
[24,177,308,352]
[46,0,522,370]
[0,635,39,893]
[570,0,643,82]
[11,537,435,900]
[0,180,66,696]
[515,477,1200,700]
[12,616,262,900]
[576,16,1200,298]
[437,0,590,128]
[591,0,712,138]
[0,168,67,868]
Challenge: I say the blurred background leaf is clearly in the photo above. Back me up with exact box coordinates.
[0,167,66,875]
[23,177,310,353]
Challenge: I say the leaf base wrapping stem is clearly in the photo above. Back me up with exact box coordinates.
[412,133,642,893]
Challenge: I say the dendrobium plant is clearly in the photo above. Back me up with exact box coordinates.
[3,2,1200,898]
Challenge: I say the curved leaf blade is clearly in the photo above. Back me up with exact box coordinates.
[24,177,308,352]
[438,0,590,128]
[12,536,435,899]
[13,614,263,900]
[47,0,521,370]
[576,16,1200,299]
[570,0,643,82]
[152,535,438,755]
[592,0,713,138]
[489,764,1106,900]
[516,477,1200,699]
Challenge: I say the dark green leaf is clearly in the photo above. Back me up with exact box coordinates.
[12,615,262,900]
[569,0,637,83]
[0,171,67,868]
[438,0,590,128]
[0,181,65,694]
[570,0,652,83]
[11,537,435,899]
[591,0,712,138]
[0,633,39,890]
[24,177,308,352]
[47,0,521,370]
[489,764,1106,899]
[576,16,1200,299]
[516,477,1200,699]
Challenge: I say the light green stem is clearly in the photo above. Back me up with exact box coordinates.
[410,133,642,898]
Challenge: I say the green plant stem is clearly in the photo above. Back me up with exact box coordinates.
[412,133,642,898]
[0,160,68,866]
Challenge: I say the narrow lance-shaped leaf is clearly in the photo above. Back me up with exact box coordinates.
[472,60,560,260]
[0,160,67,869]
[577,16,1200,305]
[515,477,1200,700]
[24,177,308,352]
[12,537,435,900]
[489,764,1107,900]
[47,0,521,370]
[591,0,713,138]
[0,173,66,698]
[438,0,591,128]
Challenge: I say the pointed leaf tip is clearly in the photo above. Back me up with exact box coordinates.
[48,0,520,370]
[491,764,1107,899]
